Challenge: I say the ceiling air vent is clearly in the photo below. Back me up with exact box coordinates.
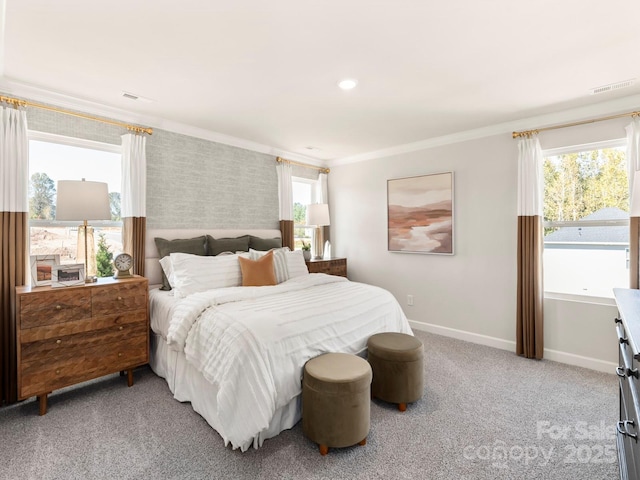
[122,92,139,100]
[590,79,636,95]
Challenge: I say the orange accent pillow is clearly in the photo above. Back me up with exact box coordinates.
[238,250,277,286]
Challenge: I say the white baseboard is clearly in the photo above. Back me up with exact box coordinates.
[408,319,616,374]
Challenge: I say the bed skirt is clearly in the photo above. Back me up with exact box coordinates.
[149,331,302,451]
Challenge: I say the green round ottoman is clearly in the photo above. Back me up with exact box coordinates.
[367,332,424,411]
[302,352,372,455]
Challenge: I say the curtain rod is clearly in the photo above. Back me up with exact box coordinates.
[277,156,330,174]
[0,94,153,135]
[512,109,640,139]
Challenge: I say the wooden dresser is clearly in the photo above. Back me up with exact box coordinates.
[614,288,640,480]
[305,257,347,277]
[16,275,149,415]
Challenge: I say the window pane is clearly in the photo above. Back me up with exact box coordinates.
[28,138,122,276]
[543,145,628,297]
[292,179,313,249]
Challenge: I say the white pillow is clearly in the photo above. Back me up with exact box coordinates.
[249,248,289,284]
[286,250,309,279]
[170,252,243,298]
[159,256,176,288]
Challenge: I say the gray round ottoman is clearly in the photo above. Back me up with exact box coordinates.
[302,352,372,455]
[367,332,424,411]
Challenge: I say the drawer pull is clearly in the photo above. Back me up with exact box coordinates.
[118,353,122,357]
[629,368,639,378]
[620,336,629,345]
[615,317,623,324]
[55,369,60,375]
[117,296,123,301]
[56,339,62,345]
[617,420,638,441]
[617,366,627,378]
[119,326,124,331]
[55,305,61,310]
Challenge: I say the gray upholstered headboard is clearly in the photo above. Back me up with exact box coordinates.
[145,228,282,288]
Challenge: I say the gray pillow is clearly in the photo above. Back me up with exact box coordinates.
[154,236,207,290]
[249,236,282,251]
[206,235,250,256]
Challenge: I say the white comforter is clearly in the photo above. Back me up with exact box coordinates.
[166,274,412,450]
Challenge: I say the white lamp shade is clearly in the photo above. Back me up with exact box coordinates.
[56,180,111,221]
[306,203,330,226]
[632,171,640,217]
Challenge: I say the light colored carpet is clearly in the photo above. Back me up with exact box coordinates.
[0,331,618,480]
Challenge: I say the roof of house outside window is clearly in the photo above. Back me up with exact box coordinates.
[544,207,629,243]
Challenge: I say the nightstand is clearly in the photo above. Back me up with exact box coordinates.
[305,257,347,277]
[16,275,149,415]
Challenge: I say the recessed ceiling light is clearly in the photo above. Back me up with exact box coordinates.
[338,79,358,90]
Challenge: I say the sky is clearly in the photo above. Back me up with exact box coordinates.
[29,140,121,193]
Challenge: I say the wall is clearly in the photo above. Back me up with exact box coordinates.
[22,97,279,229]
[330,120,629,372]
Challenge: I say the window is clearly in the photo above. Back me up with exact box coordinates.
[543,139,628,299]
[292,177,317,249]
[28,132,122,275]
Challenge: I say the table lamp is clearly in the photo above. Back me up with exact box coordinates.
[56,179,111,282]
[306,203,330,260]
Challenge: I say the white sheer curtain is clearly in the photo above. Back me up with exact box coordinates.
[516,135,544,360]
[276,161,294,249]
[276,161,293,221]
[317,172,328,204]
[0,105,29,405]
[626,118,640,287]
[121,133,147,274]
[121,133,146,218]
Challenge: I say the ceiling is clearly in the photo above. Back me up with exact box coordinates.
[3,0,640,164]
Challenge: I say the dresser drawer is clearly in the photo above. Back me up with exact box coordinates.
[19,288,91,328]
[19,310,148,343]
[20,334,148,398]
[20,320,148,363]
[92,282,147,316]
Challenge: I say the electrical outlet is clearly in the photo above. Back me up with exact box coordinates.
[407,294,414,306]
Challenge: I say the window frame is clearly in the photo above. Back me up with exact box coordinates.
[27,130,123,255]
[541,137,628,304]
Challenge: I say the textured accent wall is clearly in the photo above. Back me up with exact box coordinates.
[19,97,279,229]
[146,129,278,229]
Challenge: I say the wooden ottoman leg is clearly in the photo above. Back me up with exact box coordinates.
[358,437,367,446]
[398,402,407,412]
[319,444,329,456]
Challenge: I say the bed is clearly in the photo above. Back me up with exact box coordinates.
[145,228,412,451]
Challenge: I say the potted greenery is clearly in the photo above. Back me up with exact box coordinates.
[301,241,311,261]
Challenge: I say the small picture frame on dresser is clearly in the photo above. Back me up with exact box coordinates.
[51,263,85,288]
[30,255,60,287]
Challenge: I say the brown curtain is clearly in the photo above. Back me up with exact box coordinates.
[516,215,544,359]
[631,217,639,289]
[280,220,294,250]
[1,212,27,405]
[123,216,146,276]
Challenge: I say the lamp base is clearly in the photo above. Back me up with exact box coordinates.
[312,227,325,260]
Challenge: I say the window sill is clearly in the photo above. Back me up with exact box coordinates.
[544,291,616,307]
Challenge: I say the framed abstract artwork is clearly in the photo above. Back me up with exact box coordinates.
[387,172,454,255]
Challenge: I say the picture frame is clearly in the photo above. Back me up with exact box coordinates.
[30,255,61,287]
[387,171,454,255]
[52,263,85,288]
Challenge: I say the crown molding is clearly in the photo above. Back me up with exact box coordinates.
[0,76,325,167]
[329,93,640,167]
